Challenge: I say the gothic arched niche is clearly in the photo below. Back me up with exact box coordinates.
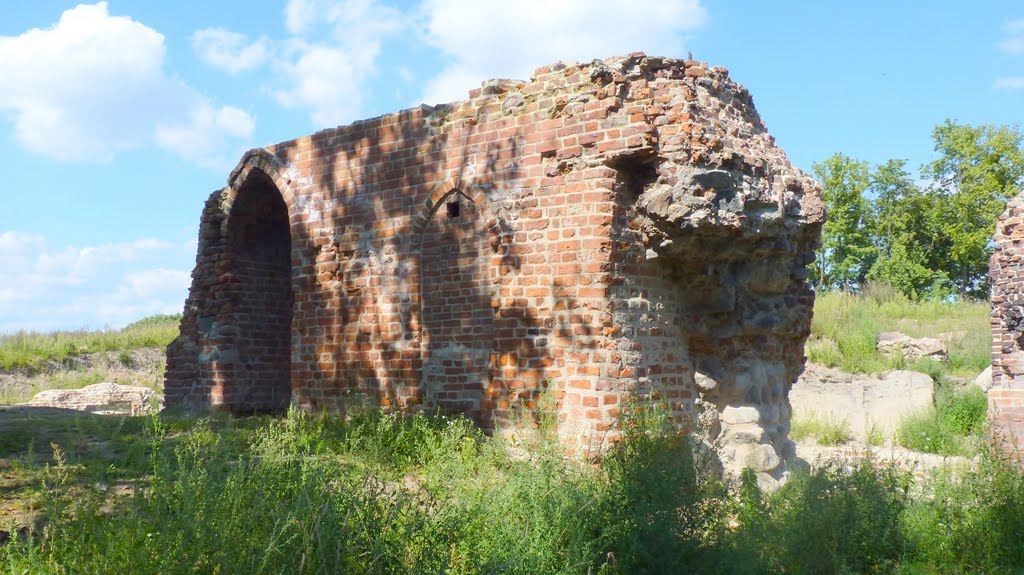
[419,190,495,425]
[223,170,293,413]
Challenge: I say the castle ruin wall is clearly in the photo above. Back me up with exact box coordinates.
[165,54,824,484]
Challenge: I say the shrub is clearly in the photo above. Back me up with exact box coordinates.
[897,407,963,456]
[902,448,1024,572]
[733,460,908,575]
[939,385,988,435]
[897,385,987,456]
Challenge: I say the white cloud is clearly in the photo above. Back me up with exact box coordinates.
[33,238,174,285]
[419,0,708,104]
[192,0,404,128]
[0,3,253,166]
[191,27,269,74]
[999,19,1024,55]
[124,269,191,297]
[995,77,1024,90]
[285,0,320,35]
[273,43,367,127]
[0,232,189,332]
[155,104,256,169]
[270,0,405,127]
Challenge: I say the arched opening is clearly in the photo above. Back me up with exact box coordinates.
[419,190,495,426]
[224,171,293,413]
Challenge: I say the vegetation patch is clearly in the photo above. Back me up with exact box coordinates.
[790,412,852,446]
[1,407,1022,573]
[808,289,989,378]
[0,314,180,372]
[897,384,988,456]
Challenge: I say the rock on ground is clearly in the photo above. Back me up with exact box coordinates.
[790,363,934,442]
[22,382,160,415]
[876,332,947,362]
[975,366,993,391]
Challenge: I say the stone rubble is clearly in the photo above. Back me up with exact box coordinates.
[790,363,934,443]
[23,382,160,416]
[876,332,948,363]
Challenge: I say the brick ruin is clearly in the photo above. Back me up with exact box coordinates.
[990,196,1024,452]
[165,53,824,484]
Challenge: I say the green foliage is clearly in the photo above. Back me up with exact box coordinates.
[815,122,1024,300]
[6,409,1024,573]
[122,314,182,331]
[734,460,908,575]
[0,314,180,371]
[812,153,876,291]
[902,448,1024,573]
[925,121,1024,298]
[940,385,988,435]
[897,407,963,456]
[790,413,852,446]
[896,386,987,456]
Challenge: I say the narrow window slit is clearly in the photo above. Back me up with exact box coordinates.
[447,200,460,218]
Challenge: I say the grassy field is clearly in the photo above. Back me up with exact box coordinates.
[0,314,180,371]
[0,299,1017,572]
[807,286,990,378]
[0,408,1022,574]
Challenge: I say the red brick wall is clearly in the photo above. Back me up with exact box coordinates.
[990,195,1024,452]
[166,54,823,478]
[420,190,495,424]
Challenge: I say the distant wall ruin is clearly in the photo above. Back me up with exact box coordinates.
[990,196,1024,451]
[165,53,824,485]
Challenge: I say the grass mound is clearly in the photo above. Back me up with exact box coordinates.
[807,288,989,378]
[0,314,181,371]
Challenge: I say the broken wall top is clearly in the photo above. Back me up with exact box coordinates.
[244,52,824,260]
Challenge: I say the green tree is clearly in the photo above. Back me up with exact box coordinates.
[924,121,1024,298]
[866,159,948,298]
[812,153,875,292]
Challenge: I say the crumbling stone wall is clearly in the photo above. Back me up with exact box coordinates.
[165,53,823,485]
[990,195,1024,452]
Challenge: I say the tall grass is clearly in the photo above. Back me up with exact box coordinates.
[0,314,180,371]
[808,287,989,377]
[896,384,988,456]
[0,408,730,574]
[3,408,1024,573]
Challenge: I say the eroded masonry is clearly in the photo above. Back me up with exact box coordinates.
[165,54,824,484]
[990,197,1024,452]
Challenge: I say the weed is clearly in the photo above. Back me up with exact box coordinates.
[5,406,1024,573]
[790,412,852,446]
[733,459,909,574]
[866,419,886,447]
[897,385,987,456]
[902,446,1024,572]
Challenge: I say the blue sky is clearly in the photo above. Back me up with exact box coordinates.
[0,1,1021,332]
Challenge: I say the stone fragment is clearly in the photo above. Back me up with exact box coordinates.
[975,366,992,392]
[746,443,782,472]
[720,405,760,425]
[23,383,160,416]
[876,332,947,362]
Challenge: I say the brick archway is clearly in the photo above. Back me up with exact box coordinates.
[217,150,299,414]
[412,181,507,426]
